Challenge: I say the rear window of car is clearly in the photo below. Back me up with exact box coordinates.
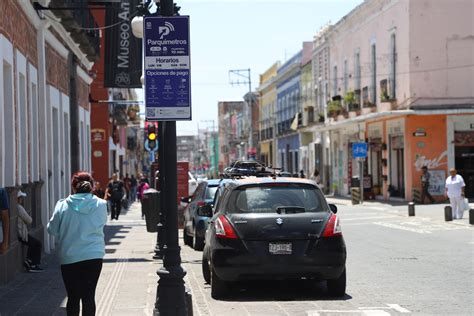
[205,186,218,200]
[228,183,328,213]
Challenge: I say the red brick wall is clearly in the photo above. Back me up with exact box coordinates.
[45,44,69,95]
[76,77,90,111]
[0,0,38,67]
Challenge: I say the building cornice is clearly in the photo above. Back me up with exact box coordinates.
[44,30,69,59]
[76,65,93,85]
[45,16,94,70]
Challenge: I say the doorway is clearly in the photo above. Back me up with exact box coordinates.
[454,131,474,199]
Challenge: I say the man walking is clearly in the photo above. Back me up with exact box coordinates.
[105,173,125,220]
[420,166,435,204]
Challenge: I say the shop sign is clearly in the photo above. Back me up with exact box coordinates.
[91,129,106,142]
[93,150,103,158]
[413,128,426,137]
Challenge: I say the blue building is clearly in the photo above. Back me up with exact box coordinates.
[275,50,302,174]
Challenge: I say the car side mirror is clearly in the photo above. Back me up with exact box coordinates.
[328,203,338,214]
[197,205,213,217]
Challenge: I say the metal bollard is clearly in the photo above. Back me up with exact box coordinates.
[408,202,415,216]
[470,209,474,225]
[444,206,452,221]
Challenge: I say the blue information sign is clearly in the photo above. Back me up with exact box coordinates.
[352,142,368,159]
[144,16,191,121]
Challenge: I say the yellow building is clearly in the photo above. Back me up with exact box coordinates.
[258,62,280,166]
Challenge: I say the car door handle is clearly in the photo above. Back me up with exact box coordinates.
[234,220,247,224]
[311,219,323,223]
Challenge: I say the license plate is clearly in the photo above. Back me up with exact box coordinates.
[269,242,292,255]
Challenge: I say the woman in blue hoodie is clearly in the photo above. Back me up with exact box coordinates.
[48,171,107,316]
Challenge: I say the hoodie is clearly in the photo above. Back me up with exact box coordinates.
[47,193,107,265]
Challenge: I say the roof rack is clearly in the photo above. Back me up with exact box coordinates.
[221,163,284,180]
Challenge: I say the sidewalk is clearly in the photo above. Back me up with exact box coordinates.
[326,195,473,227]
[0,202,162,316]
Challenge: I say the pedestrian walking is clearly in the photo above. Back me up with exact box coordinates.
[445,168,466,219]
[299,170,306,178]
[105,173,125,220]
[137,178,150,219]
[47,171,107,316]
[92,181,105,199]
[0,187,10,254]
[123,173,131,206]
[17,191,43,272]
[311,169,321,184]
[420,166,435,204]
[130,174,138,203]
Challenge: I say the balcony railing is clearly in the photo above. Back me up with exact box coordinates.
[49,0,101,61]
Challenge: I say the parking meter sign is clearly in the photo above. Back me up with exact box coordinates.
[144,16,191,121]
[352,142,368,159]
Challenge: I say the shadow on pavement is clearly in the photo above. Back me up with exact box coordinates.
[216,279,352,302]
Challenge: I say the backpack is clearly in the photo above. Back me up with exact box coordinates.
[110,181,123,201]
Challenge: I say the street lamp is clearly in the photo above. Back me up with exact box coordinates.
[131,1,189,315]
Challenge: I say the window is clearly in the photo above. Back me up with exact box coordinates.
[371,44,377,104]
[333,65,338,96]
[389,33,396,99]
[343,59,348,94]
[354,50,361,91]
[30,80,39,181]
[230,184,326,214]
[3,61,15,186]
[19,73,27,184]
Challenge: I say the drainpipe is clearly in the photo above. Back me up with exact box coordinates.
[37,22,51,253]
[68,53,80,172]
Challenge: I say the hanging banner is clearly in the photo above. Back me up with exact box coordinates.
[104,0,142,88]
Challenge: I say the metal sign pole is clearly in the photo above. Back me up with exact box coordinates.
[359,158,364,204]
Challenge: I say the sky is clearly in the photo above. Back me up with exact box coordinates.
[138,0,364,135]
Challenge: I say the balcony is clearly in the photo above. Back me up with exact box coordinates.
[49,0,101,62]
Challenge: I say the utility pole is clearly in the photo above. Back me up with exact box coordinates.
[229,68,253,158]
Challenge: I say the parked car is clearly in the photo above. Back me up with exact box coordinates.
[201,177,347,299]
[182,179,229,250]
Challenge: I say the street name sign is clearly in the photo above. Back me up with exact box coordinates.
[144,16,191,121]
[352,142,368,159]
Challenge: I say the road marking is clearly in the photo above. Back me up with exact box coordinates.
[307,310,390,316]
[386,304,411,313]
[343,216,396,221]
[307,304,411,315]
[373,222,431,234]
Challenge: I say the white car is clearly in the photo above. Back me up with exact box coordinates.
[188,172,198,196]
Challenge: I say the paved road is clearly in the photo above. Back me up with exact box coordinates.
[182,203,474,316]
[1,202,472,315]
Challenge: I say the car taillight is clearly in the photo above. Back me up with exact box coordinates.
[197,201,206,207]
[215,215,238,239]
[322,214,342,237]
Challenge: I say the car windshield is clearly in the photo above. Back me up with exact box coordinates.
[229,184,327,213]
[205,186,218,200]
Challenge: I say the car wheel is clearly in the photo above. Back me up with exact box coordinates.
[327,268,346,297]
[193,227,205,251]
[183,228,193,247]
[211,267,229,299]
[202,250,211,284]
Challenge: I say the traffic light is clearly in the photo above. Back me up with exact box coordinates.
[147,124,157,150]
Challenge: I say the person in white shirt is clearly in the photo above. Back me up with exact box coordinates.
[445,168,466,219]
[17,191,43,272]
